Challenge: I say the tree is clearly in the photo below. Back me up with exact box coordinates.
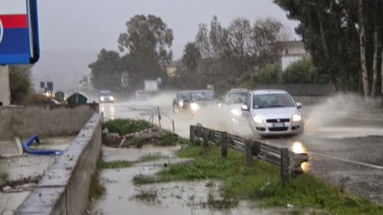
[180,16,284,91]
[274,0,383,99]
[118,15,173,82]
[89,49,123,90]
[9,65,32,104]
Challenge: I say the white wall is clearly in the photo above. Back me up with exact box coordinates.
[281,56,303,71]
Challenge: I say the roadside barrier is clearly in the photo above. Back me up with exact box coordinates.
[190,124,309,182]
[148,106,175,133]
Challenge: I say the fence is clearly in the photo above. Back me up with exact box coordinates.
[190,124,309,182]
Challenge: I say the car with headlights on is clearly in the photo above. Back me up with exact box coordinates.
[219,88,249,122]
[98,90,115,103]
[241,90,303,136]
[173,90,217,114]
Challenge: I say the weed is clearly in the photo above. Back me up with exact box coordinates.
[133,188,160,204]
[97,160,133,169]
[137,153,169,163]
[88,169,105,201]
[133,175,161,185]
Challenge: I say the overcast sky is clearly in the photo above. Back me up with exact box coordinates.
[33,0,299,91]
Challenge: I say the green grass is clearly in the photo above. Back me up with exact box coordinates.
[103,119,152,135]
[134,144,383,215]
[97,160,133,169]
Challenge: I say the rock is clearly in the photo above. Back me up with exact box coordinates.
[103,133,122,147]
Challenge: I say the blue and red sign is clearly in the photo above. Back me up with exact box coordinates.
[0,0,39,65]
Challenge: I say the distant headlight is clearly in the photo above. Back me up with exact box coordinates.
[100,97,105,101]
[230,109,241,117]
[109,96,114,101]
[179,101,184,107]
[253,115,263,124]
[217,103,222,108]
[292,113,302,122]
[190,103,200,111]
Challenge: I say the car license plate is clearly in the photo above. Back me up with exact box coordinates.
[273,123,284,128]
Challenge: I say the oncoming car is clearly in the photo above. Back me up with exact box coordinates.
[98,90,115,103]
[241,90,303,136]
[173,90,217,114]
[220,88,249,122]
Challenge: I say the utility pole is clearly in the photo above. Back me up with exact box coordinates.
[0,66,10,106]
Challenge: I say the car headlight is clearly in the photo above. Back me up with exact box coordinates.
[292,113,302,122]
[110,96,114,101]
[100,97,105,101]
[253,115,263,124]
[190,103,199,111]
[179,101,184,107]
[230,109,241,117]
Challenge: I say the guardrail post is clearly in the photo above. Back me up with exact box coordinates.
[280,148,290,182]
[221,132,228,158]
[190,125,195,142]
[245,140,253,165]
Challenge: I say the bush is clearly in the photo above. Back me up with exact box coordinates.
[9,66,32,104]
[103,119,152,135]
[251,64,281,84]
[282,59,330,84]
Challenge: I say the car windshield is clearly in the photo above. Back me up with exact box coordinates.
[224,92,248,104]
[100,91,111,96]
[253,93,295,109]
[190,91,215,101]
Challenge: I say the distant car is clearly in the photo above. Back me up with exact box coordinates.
[173,90,217,114]
[98,90,115,103]
[241,90,303,136]
[220,88,249,122]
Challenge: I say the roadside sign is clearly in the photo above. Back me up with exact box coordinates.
[0,0,40,65]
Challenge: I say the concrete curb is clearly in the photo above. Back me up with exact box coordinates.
[15,113,103,215]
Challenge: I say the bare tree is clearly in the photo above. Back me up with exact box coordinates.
[358,0,369,98]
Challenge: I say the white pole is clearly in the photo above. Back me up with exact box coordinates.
[0,66,10,106]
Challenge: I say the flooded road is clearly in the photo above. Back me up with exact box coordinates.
[99,92,383,205]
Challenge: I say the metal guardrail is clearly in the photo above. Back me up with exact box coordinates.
[190,125,309,182]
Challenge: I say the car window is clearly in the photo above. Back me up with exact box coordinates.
[253,93,294,109]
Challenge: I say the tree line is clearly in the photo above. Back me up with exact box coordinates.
[174,16,286,92]
[274,0,383,100]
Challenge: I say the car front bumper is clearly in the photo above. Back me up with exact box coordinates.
[251,121,304,136]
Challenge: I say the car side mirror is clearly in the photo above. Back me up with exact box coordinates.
[241,104,249,111]
[296,102,302,109]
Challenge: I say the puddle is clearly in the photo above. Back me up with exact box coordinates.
[91,165,283,215]
[91,145,288,215]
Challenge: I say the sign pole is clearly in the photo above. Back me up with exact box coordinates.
[0,65,10,106]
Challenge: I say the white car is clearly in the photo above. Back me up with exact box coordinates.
[98,90,115,103]
[241,90,303,136]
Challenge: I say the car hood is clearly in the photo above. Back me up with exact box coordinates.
[253,107,298,119]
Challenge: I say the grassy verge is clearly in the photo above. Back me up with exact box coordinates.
[134,144,383,215]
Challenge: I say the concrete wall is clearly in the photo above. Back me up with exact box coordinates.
[0,104,98,140]
[0,66,10,106]
[15,113,102,215]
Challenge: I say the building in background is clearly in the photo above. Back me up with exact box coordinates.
[278,41,310,71]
